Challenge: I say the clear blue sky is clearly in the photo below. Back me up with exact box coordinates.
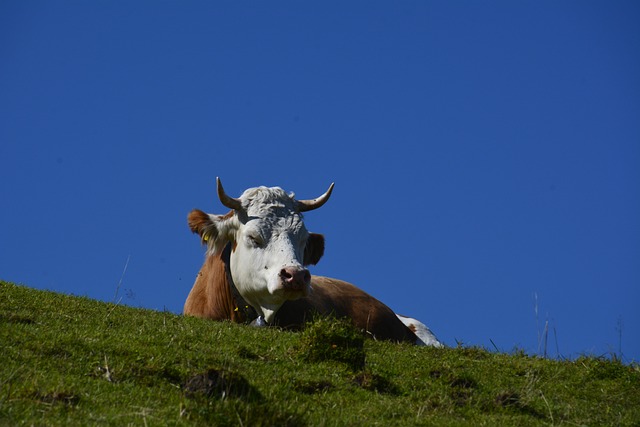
[2,2,639,362]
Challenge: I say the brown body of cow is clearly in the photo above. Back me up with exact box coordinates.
[184,242,419,344]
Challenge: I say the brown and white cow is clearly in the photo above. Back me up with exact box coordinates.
[184,178,442,346]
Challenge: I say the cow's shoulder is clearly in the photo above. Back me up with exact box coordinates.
[184,251,247,322]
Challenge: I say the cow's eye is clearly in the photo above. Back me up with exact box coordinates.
[247,233,264,247]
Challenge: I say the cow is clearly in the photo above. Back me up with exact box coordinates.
[184,178,443,346]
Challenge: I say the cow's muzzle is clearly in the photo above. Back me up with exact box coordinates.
[279,266,311,292]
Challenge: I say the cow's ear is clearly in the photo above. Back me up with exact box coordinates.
[304,233,325,266]
[188,209,214,239]
[188,209,237,254]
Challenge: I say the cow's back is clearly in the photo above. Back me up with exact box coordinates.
[273,276,418,344]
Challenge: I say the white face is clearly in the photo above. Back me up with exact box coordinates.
[190,182,331,323]
[225,187,313,323]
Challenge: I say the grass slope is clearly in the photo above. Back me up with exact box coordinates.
[1,281,638,426]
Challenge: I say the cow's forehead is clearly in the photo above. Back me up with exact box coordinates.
[237,186,296,214]
[237,186,306,232]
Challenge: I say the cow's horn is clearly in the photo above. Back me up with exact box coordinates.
[216,177,243,210]
[298,183,335,212]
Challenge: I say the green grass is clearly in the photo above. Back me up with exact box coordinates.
[1,280,638,426]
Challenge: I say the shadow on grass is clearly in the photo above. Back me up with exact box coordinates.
[183,368,307,427]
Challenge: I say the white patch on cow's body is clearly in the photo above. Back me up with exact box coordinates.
[396,314,444,348]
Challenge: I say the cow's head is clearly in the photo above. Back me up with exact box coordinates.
[188,178,333,323]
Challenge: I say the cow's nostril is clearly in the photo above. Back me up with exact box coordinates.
[280,268,293,281]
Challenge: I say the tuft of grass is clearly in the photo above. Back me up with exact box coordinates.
[297,315,366,371]
[1,280,639,426]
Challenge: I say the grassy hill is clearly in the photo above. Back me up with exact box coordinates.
[1,280,638,426]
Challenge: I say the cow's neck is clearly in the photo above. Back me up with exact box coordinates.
[221,243,259,323]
